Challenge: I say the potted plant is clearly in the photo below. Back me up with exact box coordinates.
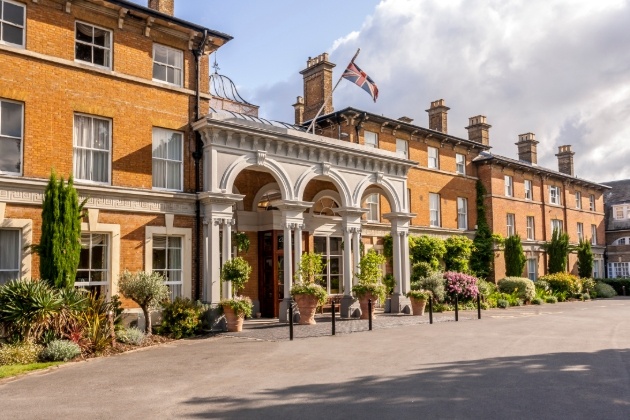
[406,290,431,316]
[219,257,253,332]
[291,252,328,325]
[353,249,387,320]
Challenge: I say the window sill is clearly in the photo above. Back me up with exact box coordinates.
[74,59,112,72]
[152,78,183,89]
[153,187,184,193]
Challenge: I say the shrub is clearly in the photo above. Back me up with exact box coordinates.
[539,273,581,296]
[406,290,431,300]
[353,250,388,303]
[477,280,496,300]
[443,236,474,273]
[158,298,202,339]
[444,272,479,301]
[409,235,446,269]
[504,235,526,277]
[594,282,617,298]
[581,278,596,294]
[219,296,253,318]
[221,257,252,295]
[411,262,434,282]
[532,297,544,305]
[0,341,43,365]
[116,327,145,346]
[470,180,494,279]
[411,272,445,302]
[497,299,509,309]
[582,293,591,301]
[545,296,558,304]
[41,340,81,362]
[543,229,571,274]
[535,280,550,293]
[382,274,395,296]
[598,278,630,295]
[118,271,170,336]
[498,277,535,302]
[577,239,594,278]
[78,292,116,354]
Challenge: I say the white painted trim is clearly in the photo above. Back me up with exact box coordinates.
[81,217,120,299]
[0,215,33,280]
[145,225,192,299]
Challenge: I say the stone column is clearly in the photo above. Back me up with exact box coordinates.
[222,220,233,299]
[338,208,366,318]
[352,229,361,284]
[279,223,294,322]
[342,226,353,295]
[384,212,415,314]
[294,224,303,281]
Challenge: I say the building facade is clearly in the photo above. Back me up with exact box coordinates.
[602,179,630,278]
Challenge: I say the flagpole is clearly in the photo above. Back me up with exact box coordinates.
[306,48,361,134]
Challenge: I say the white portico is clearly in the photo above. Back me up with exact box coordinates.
[193,111,416,319]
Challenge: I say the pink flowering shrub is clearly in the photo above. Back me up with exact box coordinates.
[444,272,479,301]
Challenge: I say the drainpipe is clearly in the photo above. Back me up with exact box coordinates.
[354,112,366,144]
[193,30,208,301]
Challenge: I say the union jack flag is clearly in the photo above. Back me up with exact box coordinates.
[342,62,379,102]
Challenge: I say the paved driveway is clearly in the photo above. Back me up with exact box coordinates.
[2,299,630,419]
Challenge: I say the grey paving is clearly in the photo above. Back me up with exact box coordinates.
[2,299,630,420]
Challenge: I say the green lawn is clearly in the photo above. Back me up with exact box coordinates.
[0,362,63,379]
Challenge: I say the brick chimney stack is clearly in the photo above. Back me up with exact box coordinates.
[300,53,335,122]
[516,132,539,164]
[426,99,450,133]
[465,115,491,146]
[293,96,305,125]
[148,0,174,16]
[556,145,575,176]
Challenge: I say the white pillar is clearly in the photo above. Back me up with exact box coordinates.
[222,221,232,299]
[294,224,303,281]
[352,229,361,285]
[205,218,222,305]
[283,223,293,299]
[400,232,411,294]
[392,228,402,295]
[342,227,352,295]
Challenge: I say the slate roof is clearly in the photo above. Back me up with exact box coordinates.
[602,179,630,205]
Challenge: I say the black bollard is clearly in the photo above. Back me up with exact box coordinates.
[455,295,459,322]
[477,293,481,320]
[429,296,433,324]
[331,300,336,336]
[368,299,373,331]
[289,299,294,341]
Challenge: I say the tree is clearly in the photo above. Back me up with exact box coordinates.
[34,171,85,289]
[470,180,494,279]
[577,239,594,278]
[444,235,474,273]
[220,257,252,295]
[543,228,571,274]
[504,235,526,277]
[118,271,170,335]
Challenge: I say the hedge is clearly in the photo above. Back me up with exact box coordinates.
[595,278,630,295]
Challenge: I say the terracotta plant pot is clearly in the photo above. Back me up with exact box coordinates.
[359,293,377,320]
[410,297,427,316]
[223,305,244,332]
[293,293,319,325]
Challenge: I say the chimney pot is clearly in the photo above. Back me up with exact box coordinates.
[148,0,174,16]
[425,99,450,133]
[300,52,336,122]
[556,145,575,176]
[465,115,491,146]
[516,132,539,164]
[293,96,305,125]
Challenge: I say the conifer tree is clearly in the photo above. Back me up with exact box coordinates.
[577,238,594,278]
[504,234,526,277]
[470,180,494,279]
[543,228,571,274]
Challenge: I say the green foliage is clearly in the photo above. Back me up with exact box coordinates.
[382,234,393,262]
[33,172,85,289]
[543,228,571,274]
[232,231,250,253]
[219,296,253,318]
[0,362,62,379]
[0,341,43,365]
[470,180,494,280]
[40,340,81,362]
[498,277,536,302]
[409,235,446,269]
[504,235,526,277]
[116,327,145,346]
[582,293,591,301]
[443,236,474,273]
[411,262,435,281]
[581,278,596,294]
[353,249,388,302]
[411,272,446,303]
[406,290,431,300]
[497,299,509,309]
[118,271,170,335]
[539,272,581,296]
[294,252,325,284]
[576,239,594,278]
[382,274,395,296]
[221,257,252,295]
[532,297,544,305]
[291,282,328,305]
[79,292,116,354]
[477,280,497,300]
[535,280,550,293]
[597,278,630,295]
[158,297,202,339]
[594,282,617,298]
[545,296,558,304]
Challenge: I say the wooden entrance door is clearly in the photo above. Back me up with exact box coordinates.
[258,231,283,318]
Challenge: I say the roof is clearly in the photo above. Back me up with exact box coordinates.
[209,108,303,130]
[309,107,492,152]
[601,179,630,205]
[473,151,611,190]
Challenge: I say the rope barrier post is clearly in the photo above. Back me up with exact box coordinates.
[368,299,373,331]
[289,299,294,341]
[477,293,481,320]
[455,295,459,322]
[331,300,336,336]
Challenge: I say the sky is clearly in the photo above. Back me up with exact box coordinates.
[134,0,630,183]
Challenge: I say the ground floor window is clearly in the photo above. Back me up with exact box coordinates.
[152,235,183,300]
[527,258,537,281]
[314,236,343,294]
[607,262,630,279]
[0,228,20,285]
[76,233,109,295]
[593,259,602,278]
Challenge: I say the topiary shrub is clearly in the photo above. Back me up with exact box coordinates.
[41,340,81,362]
[539,273,581,296]
[353,250,388,303]
[582,293,591,301]
[116,327,145,346]
[411,272,445,302]
[0,341,43,365]
[119,271,170,336]
[291,252,327,306]
[444,272,479,301]
[158,297,203,339]
[503,235,526,277]
[532,297,544,305]
[594,282,617,298]
[498,277,535,302]
[545,296,558,304]
[411,262,434,282]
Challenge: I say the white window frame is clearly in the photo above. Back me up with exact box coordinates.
[396,139,408,158]
[504,175,513,197]
[457,197,467,230]
[429,193,441,227]
[428,147,439,169]
[526,216,535,240]
[589,194,596,211]
[577,222,584,242]
[145,223,192,300]
[575,191,582,209]
[79,210,120,299]
[591,224,597,245]
[365,193,380,222]
[616,238,627,246]
[313,235,344,294]
[0,98,24,175]
[549,185,561,205]
[0,206,32,283]
[608,262,630,278]
[593,259,601,278]
[527,258,537,281]
[152,127,184,191]
[506,213,515,237]
[524,180,532,200]
[455,153,466,175]
[0,0,26,48]
[364,130,378,148]
[151,235,184,300]
[614,205,626,220]
[551,219,563,234]
[152,43,184,87]
[75,233,110,293]
[0,228,21,284]
[74,21,112,69]
[73,114,112,185]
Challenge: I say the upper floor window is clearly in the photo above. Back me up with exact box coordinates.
[396,139,408,158]
[589,194,596,211]
[455,153,466,175]
[73,114,111,184]
[577,222,584,242]
[591,224,597,245]
[152,128,183,191]
[0,228,20,285]
[506,213,515,237]
[524,179,532,200]
[153,44,183,87]
[0,99,23,175]
[429,193,441,227]
[504,175,513,197]
[365,194,379,222]
[614,205,627,219]
[75,22,112,69]
[457,197,467,230]
[427,147,439,169]
[0,0,25,48]
[526,216,535,240]
[575,191,582,209]
[551,219,563,234]
[614,237,627,246]
[549,185,561,205]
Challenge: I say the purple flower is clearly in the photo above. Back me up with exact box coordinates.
[443,272,479,300]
